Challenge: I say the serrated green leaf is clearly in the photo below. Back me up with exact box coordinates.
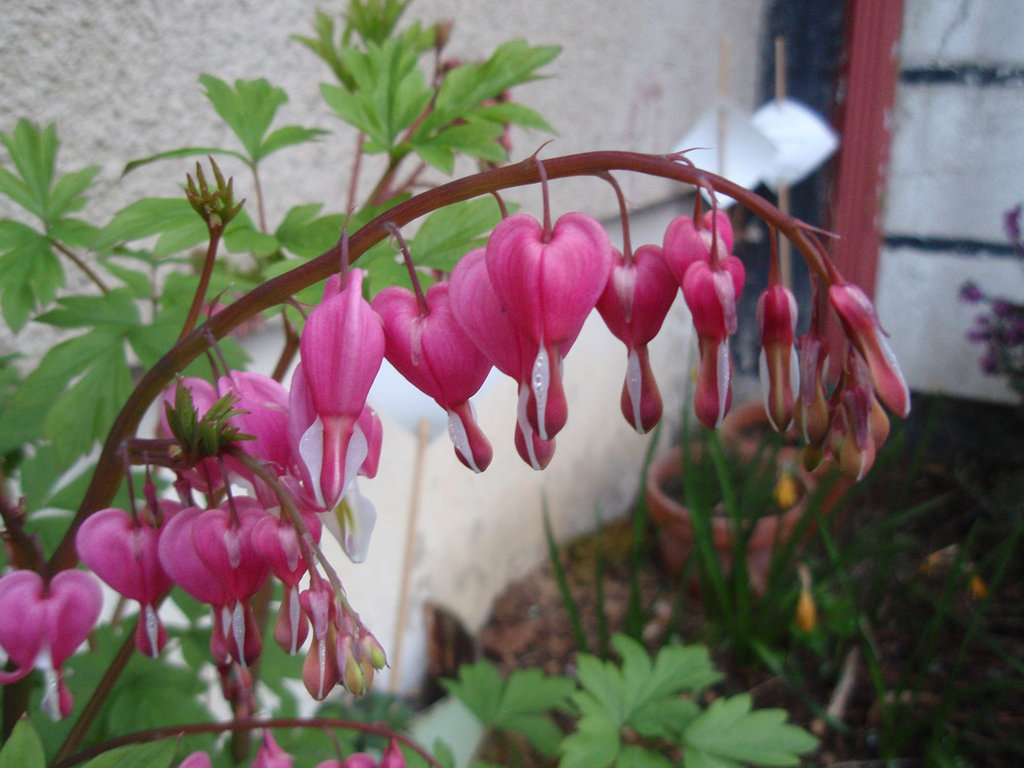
[43,337,133,468]
[101,260,153,298]
[0,718,46,768]
[0,220,63,331]
[36,289,140,330]
[611,634,654,715]
[199,74,288,161]
[408,198,502,272]
[80,738,177,768]
[413,120,507,166]
[48,216,100,249]
[223,224,280,257]
[631,697,700,740]
[617,744,674,768]
[95,197,206,255]
[0,120,56,220]
[683,749,741,768]
[48,166,99,218]
[101,658,209,737]
[259,125,329,158]
[474,102,555,133]
[558,714,620,768]
[416,41,560,136]
[442,660,505,724]
[683,695,818,767]
[574,654,626,726]
[646,643,723,702]
[121,146,249,176]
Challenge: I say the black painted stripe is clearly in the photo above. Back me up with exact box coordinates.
[884,235,1019,256]
[901,65,1024,86]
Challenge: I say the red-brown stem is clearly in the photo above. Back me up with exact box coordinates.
[386,222,430,314]
[178,226,224,341]
[271,312,300,383]
[49,716,443,768]
[251,162,268,233]
[600,171,632,263]
[346,133,366,215]
[46,151,829,576]
[537,158,552,241]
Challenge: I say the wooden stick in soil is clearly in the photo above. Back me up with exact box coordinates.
[811,645,861,736]
[775,35,794,290]
[389,418,431,693]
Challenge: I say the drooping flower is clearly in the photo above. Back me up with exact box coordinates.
[157,499,271,667]
[75,506,173,658]
[662,209,734,286]
[757,283,799,431]
[449,248,558,469]
[0,568,103,718]
[251,730,294,768]
[484,212,613,439]
[373,281,493,472]
[296,268,385,510]
[596,243,678,433]
[682,254,746,428]
[828,282,910,418]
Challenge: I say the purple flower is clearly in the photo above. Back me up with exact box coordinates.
[959,281,983,303]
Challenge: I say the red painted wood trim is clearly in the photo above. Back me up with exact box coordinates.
[829,0,904,298]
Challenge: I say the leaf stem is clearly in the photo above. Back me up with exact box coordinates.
[49,239,110,294]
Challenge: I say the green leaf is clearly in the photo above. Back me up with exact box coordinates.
[558,714,620,768]
[574,653,626,726]
[223,223,280,257]
[48,217,100,249]
[43,336,132,468]
[0,220,62,331]
[408,198,503,272]
[413,120,506,171]
[95,197,207,258]
[0,120,57,220]
[442,660,505,724]
[631,697,700,741]
[683,695,818,767]
[416,41,560,136]
[0,718,46,768]
[48,166,99,218]
[259,125,328,158]
[199,74,287,161]
[617,744,674,768]
[80,738,177,768]
[321,38,432,151]
[36,289,140,330]
[474,102,555,132]
[121,146,249,176]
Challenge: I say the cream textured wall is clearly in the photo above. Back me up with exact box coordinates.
[2,0,767,695]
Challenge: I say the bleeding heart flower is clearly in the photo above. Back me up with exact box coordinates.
[251,731,294,768]
[252,513,318,655]
[297,268,385,510]
[485,212,612,439]
[828,282,910,418]
[757,284,799,431]
[662,209,733,286]
[596,243,678,433]
[449,248,558,469]
[682,255,746,428]
[0,568,102,718]
[373,281,493,472]
[75,506,173,658]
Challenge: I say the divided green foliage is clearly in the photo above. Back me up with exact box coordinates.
[123,76,325,175]
[0,119,100,330]
[442,660,575,757]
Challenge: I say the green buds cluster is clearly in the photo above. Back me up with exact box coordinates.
[185,158,244,231]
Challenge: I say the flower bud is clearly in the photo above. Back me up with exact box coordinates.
[757,284,799,431]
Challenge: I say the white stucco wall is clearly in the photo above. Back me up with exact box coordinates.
[2,1,768,695]
[877,0,1024,404]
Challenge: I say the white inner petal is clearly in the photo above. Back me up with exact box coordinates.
[531,345,550,441]
[625,348,644,432]
[715,339,731,427]
[299,417,326,509]
[447,408,480,473]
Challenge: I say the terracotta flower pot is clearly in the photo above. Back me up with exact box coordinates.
[645,441,810,596]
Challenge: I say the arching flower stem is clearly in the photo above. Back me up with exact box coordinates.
[47,150,835,576]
